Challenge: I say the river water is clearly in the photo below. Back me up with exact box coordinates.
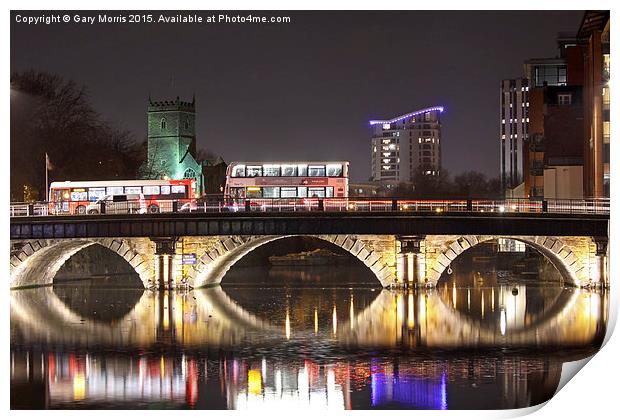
[10,264,607,409]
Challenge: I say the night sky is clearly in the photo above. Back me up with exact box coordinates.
[11,10,583,182]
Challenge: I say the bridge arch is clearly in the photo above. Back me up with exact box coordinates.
[189,235,397,288]
[426,235,592,287]
[10,239,152,289]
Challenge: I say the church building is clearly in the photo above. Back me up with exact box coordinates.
[145,96,203,195]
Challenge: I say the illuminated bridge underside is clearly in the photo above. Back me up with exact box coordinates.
[9,233,602,289]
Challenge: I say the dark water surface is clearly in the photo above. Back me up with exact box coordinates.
[11,265,607,409]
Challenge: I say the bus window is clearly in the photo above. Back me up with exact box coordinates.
[326,164,342,177]
[246,187,261,198]
[281,187,297,198]
[298,164,308,177]
[161,185,170,195]
[171,185,186,194]
[88,188,106,201]
[263,164,280,177]
[298,187,307,197]
[281,164,297,177]
[232,164,246,177]
[125,186,142,194]
[143,185,160,195]
[326,187,334,197]
[107,186,124,195]
[71,189,88,201]
[308,187,325,198]
[247,166,262,177]
[263,186,280,198]
[308,165,326,177]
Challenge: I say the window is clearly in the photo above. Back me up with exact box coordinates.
[246,166,262,177]
[281,164,297,177]
[185,119,190,129]
[184,168,196,179]
[231,164,246,177]
[281,187,297,198]
[262,187,280,198]
[107,186,124,195]
[88,187,106,201]
[298,164,308,177]
[263,164,281,177]
[143,185,160,195]
[161,118,166,130]
[326,163,342,177]
[171,185,186,194]
[70,190,88,201]
[308,187,325,198]
[161,185,170,195]
[558,94,572,105]
[308,165,326,177]
[297,186,307,197]
[125,186,142,194]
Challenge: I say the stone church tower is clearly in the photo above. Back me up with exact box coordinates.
[146,96,202,194]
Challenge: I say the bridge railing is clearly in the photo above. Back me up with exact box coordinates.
[8,197,610,217]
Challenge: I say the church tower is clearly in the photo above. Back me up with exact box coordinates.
[146,96,202,194]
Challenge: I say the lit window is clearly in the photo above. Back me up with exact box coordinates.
[231,164,246,177]
[183,168,196,179]
[171,185,186,194]
[143,185,160,195]
[308,165,326,177]
[326,164,342,176]
[263,164,281,177]
[125,186,142,194]
[558,94,572,105]
[281,164,297,177]
[246,166,262,177]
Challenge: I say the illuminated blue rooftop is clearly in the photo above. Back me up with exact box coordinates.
[369,106,444,126]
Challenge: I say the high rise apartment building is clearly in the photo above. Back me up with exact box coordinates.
[370,107,443,183]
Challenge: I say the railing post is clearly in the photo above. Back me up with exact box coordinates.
[245,199,251,212]
[318,199,324,211]
[172,201,178,213]
[542,200,548,213]
[392,199,398,211]
[28,203,34,216]
[466,199,473,212]
[101,202,106,214]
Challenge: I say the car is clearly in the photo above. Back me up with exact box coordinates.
[86,193,147,215]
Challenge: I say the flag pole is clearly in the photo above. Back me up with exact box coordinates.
[45,153,48,202]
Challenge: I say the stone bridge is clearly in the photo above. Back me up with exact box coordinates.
[9,233,608,290]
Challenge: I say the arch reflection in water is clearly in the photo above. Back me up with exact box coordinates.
[10,284,607,350]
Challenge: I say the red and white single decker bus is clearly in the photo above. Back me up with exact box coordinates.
[48,179,195,215]
[225,161,349,199]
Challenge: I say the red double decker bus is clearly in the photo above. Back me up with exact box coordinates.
[48,179,195,215]
[224,161,349,201]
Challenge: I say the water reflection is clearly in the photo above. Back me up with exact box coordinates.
[11,285,606,350]
[11,349,566,409]
[10,266,608,409]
